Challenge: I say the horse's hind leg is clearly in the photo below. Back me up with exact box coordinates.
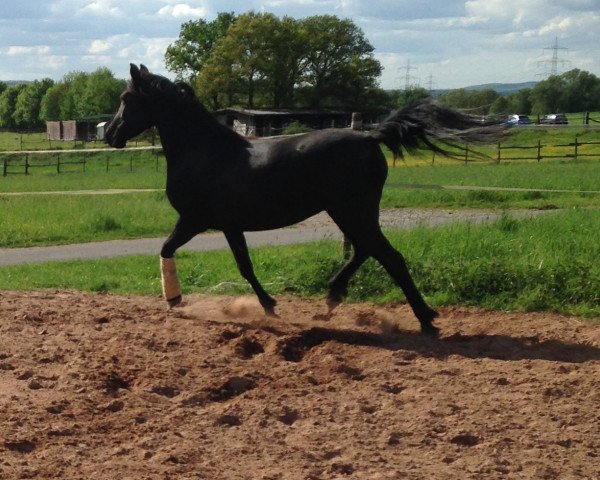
[327,246,368,311]
[224,230,277,316]
[366,230,438,336]
[331,213,438,336]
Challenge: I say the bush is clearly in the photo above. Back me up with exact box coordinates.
[282,121,313,135]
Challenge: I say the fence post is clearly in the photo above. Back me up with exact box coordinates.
[25,154,29,175]
[2,158,6,177]
[537,140,542,162]
[584,112,590,125]
[57,153,61,174]
[464,144,469,165]
[574,137,578,161]
[497,143,501,164]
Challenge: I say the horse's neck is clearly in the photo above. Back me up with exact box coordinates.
[155,112,209,157]
[156,107,247,160]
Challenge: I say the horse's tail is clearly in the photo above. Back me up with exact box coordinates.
[369,100,506,159]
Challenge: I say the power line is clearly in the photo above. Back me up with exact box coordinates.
[537,37,569,77]
[426,73,436,93]
[398,59,418,89]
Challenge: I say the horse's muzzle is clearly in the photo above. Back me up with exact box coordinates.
[105,119,126,148]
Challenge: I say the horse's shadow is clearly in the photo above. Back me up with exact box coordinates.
[276,325,600,364]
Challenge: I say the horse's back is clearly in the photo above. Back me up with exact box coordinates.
[249,128,387,184]
[244,128,388,212]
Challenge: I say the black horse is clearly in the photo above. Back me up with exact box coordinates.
[106,64,502,336]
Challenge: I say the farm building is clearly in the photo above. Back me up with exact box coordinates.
[46,115,113,141]
[213,108,351,137]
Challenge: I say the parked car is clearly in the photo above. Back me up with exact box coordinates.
[505,114,532,126]
[540,113,568,125]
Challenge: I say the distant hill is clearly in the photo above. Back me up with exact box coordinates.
[1,80,31,87]
[464,81,538,95]
[431,81,538,97]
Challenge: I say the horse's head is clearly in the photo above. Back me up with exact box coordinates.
[105,64,154,148]
[106,64,194,148]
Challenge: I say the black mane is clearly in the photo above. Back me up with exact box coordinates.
[129,70,250,148]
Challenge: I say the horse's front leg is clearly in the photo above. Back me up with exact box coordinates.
[224,230,277,316]
[327,245,368,312]
[160,217,202,308]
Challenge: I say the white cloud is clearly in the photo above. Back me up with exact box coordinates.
[465,0,552,30]
[538,17,573,36]
[37,55,68,71]
[89,39,111,54]
[78,0,122,17]
[7,45,51,55]
[157,3,208,18]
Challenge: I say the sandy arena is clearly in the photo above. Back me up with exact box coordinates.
[1,290,599,479]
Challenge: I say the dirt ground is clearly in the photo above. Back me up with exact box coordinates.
[0,290,599,480]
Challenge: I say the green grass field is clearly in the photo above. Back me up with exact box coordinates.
[0,209,597,318]
[1,154,599,248]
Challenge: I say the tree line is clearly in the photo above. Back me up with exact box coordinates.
[433,68,600,117]
[0,68,124,129]
[165,12,384,111]
[1,10,600,130]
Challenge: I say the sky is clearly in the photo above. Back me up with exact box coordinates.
[1,0,599,90]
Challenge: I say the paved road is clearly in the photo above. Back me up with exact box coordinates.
[0,209,553,266]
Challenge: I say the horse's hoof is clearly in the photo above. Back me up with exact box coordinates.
[264,307,279,318]
[420,323,440,338]
[326,295,342,313]
[166,295,182,309]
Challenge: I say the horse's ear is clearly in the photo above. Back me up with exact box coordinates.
[140,64,150,76]
[130,63,142,88]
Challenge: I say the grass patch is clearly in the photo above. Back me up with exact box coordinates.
[383,159,600,209]
[0,192,176,247]
[0,150,166,192]
[1,209,597,318]
[2,159,599,248]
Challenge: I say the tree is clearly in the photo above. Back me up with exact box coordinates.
[209,12,277,108]
[508,88,533,115]
[197,13,305,108]
[77,67,125,117]
[39,68,125,121]
[387,87,431,109]
[164,12,237,79]
[489,96,510,115]
[438,88,470,109]
[300,15,380,107]
[331,55,383,111]
[169,12,382,110]
[195,60,239,110]
[0,85,25,128]
[561,69,600,112]
[265,16,306,107]
[468,88,499,115]
[40,82,69,121]
[531,75,566,115]
[13,79,54,127]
